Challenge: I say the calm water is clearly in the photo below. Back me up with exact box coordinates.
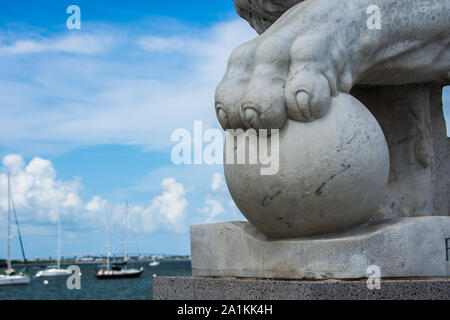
[0,260,191,300]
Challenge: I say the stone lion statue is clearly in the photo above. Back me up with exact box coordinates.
[215,0,449,238]
[216,0,449,130]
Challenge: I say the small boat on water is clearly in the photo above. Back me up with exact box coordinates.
[0,173,30,286]
[95,261,143,279]
[95,202,143,280]
[0,273,31,286]
[35,213,70,277]
[149,261,160,267]
[35,266,72,278]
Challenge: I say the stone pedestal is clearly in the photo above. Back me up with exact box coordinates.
[191,217,450,280]
[153,277,450,300]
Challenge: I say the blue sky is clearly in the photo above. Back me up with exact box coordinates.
[0,0,257,258]
[0,1,448,259]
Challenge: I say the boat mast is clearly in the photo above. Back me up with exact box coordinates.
[124,201,128,261]
[106,221,111,270]
[7,173,11,272]
[57,214,61,269]
[11,192,27,264]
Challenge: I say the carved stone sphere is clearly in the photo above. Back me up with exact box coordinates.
[224,93,389,239]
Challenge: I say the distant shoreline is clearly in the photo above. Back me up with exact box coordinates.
[1,256,191,267]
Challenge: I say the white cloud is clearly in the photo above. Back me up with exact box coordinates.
[2,154,25,174]
[138,36,185,52]
[144,177,188,233]
[0,152,249,250]
[85,195,108,213]
[25,157,56,180]
[200,198,225,223]
[211,172,224,191]
[0,155,82,223]
[0,34,114,55]
[108,177,189,234]
[0,19,257,153]
[0,154,191,234]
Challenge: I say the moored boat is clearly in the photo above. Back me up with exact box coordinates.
[0,173,30,286]
[35,266,72,278]
[35,214,70,277]
[0,273,30,286]
[95,202,144,280]
[95,262,143,279]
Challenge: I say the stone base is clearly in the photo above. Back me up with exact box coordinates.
[191,217,450,279]
[153,277,450,300]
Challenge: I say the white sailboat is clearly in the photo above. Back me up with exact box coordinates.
[35,214,71,277]
[0,173,30,286]
[95,202,143,279]
[149,261,160,267]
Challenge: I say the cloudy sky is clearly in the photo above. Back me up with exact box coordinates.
[0,1,448,259]
[0,0,257,258]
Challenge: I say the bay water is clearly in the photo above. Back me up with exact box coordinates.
[0,260,191,300]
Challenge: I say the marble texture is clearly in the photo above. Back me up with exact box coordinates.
[224,93,390,238]
[214,0,449,238]
[191,217,450,280]
[352,84,450,218]
[216,0,450,132]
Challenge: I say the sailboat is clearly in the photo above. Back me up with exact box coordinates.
[95,202,143,279]
[0,173,30,286]
[35,213,71,277]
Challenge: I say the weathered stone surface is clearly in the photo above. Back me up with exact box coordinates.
[206,0,450,287]
[191,217,450,280]
[225,93,390,238]
[154,276,450,300]
[216,0,449,239]
[234,0,301,34]
[352,84,449,219]
[217,0,450,132]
